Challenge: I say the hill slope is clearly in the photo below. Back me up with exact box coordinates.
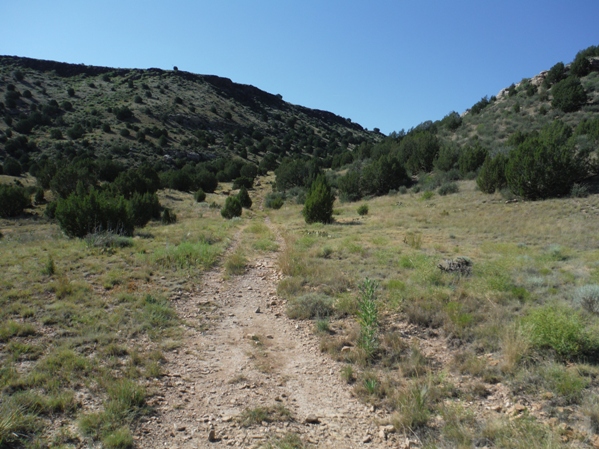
[438,47,599,150]
[0,56,378,170]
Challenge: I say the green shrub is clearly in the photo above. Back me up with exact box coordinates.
[523,304,598,359]
[357,204,369,215]
[458,142,487,176]
[551,76,587,112]
[470,96,493,115]
[221,196,242,219]
[477,154,507,194]
[50,164,97,199]
[55,188,134,238]
[357,279,380,361]
[398,129,441,173]
[540,363,589,405]
[303,175,335,224]
[67,87,75,97]
[337,170,362,202]
[513,102,521,113]
[421,190,434,200]
[114,106,133,121]
[441,111,462,131]
[240,164,258,179]
[275,158,320,191]
[360,155,409,196]
[544,62,566,88]
[111,165,160,198]
[570,54,592,78]
[232,176,254,189]
[128,192,161,227]
[265,192,284,209]
[34,187,45,204]
[438,182,459,196]
[2,157,22,176]
[237,186,252,209]
[194,188,206,202]
[570,183,589,198]
[45,201,57,219]
[506,121,586,199]
[573,285,599,314]
[160,208,177,224]
[50,128,63,139]
[0,184,30,217]
[286,293,334,320]
[434,144,460,172]
[66,123,84,140]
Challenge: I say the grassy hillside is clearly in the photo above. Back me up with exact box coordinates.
[434,46,599,150]
[0,56,378,171]
[441,65,599,150]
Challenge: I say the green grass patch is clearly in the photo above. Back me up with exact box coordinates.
[523,303,599,359]
[239,404,293,427]
[152,240,220,270]
[286,293,334,320]
[224,248,248,275]
[0,320,36,342]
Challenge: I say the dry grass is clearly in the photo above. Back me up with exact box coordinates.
[0,188,236,447]
[269,179,599,445]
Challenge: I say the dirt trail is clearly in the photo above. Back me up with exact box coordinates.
[134,219,403,448]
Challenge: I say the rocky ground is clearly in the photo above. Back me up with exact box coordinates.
[134,221,408,449]
[133,216,598,449]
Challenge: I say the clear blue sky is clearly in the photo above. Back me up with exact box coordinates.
[1,1,598,134]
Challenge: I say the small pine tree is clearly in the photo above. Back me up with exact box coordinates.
[543,62,566,88]
[237,186,252,209]
[458,142,487,176]
[477,154,507,194]
[34,187,45,204]
[357,204,369,216]
[505,121,585,199]
[570,55,591,78]
[221,196,242,219]
[2,157,22,176]
[55,188,134,237]
[0,184,30,217]
[303,175,335,224]
[194,188,206,202]
[551,76,587,113]
[161,208,177,224]
[129,192,161,227]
